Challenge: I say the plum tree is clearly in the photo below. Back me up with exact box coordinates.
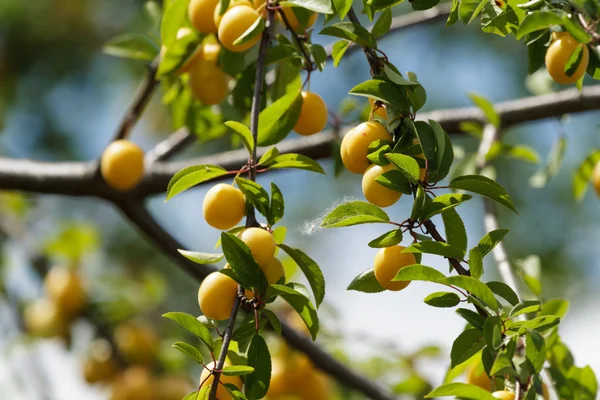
[545,32,589,85]
[340,121,392,174]
[294,91,328,136]
[100,140,145,192]
[238,227,276,267]
[373,246,416,291]
[197,270,238,320]
[218,5,262,52]
[202,183,246,230]
[362,163,402,207]
[279,7,317,31]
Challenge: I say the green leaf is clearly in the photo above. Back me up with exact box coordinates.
[235,177,270,219]
[267,284,319,340]
[268,154,325,174]
[233,16,265,46]
[424,194,472,220]
[178,250,224,265]
[375,169,413,194]
[160,0,188,47]
[525,330,546,373]
[411,186,427,221]
[172,342,205,365]
[333,0,352,19]
[442,208,468,257]
[331,40,351,67]
[567,365,597,400]
[272,226,287,245]
[225,121,254,153]
[321,201,390,228]
[449,175,517,213]
[424,291,461,308]
[490,352,516,376]
[445,276,500,311]
[245,335,271,399]
[483,317,503,350]
[383,64,419,86]
[282,0,334,14]
[261,309,282,335]
[468,247,484,279]
[516,315,560,334]
[163,312,214,351]
[411,0,441,10]
[347,268,386,293]
[426,382,496,399]
[278,245,325,307]
[371,8,392,37]
[368,229,403,248]
[456,308,485,330]
[166,165,228,201]
[386,153,421,183]
[510,300,541,318]
[468,93,499,127]
[103,33,158,61]
[310,44,327,72]
[530,136,567,188]
[222,365,255,376]
[258,147,280,166]
[350,79,411,113]
[221,232,263,290]
[540,299,569,318]
[477,229,509,257]
[573,149,600,200]
[450,329,485,368]
[320,22,377,48]
[392,264,447,283]
[257,88,303,146]
[269,183,284,226]
[486,281,519,306]
[403,242,465,260]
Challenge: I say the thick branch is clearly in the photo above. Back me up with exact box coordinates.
[3,86,600,198]
[113,57,160,141]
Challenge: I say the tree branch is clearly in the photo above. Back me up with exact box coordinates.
[145,128,196,163]
[112,57,160,141]
[347,8,382,75]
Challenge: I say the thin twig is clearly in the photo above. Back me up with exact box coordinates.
[112,57,160,141]
[347,8,382,75]
[277,8,315,73]
[210,9,275,400]
[145,128,196,163]
[209,287,243,399]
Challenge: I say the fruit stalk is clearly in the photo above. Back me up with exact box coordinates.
[209,8,275,400]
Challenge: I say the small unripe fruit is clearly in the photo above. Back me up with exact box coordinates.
[114,323,159,366]
[218,5,262,52]
[100,140,145,192]
[373,246,416,291]
[545,32,589,85]
[110,367,154,400]
[238,227,276,267]
[362,164,402,208]
[202,184,245,230]
[199,361,243,400]
[44,267,87,317]
[466,363,492,391]
[294,91,328,136]
[24,298,68,337]
[198,271,238,320]
[492,391,516,400]
[189,61,230,105]
[189,0,220,34]
[279,6,317,31]
[340,121,392,174]
[592,161,600,197]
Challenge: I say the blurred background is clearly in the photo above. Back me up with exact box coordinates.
[0,0,599,399]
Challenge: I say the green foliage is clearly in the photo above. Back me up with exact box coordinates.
[278,244,326,307]
[166,165,228,201]
[163,312,214,351]
[347,268,386,293]
[321,200,390,227]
